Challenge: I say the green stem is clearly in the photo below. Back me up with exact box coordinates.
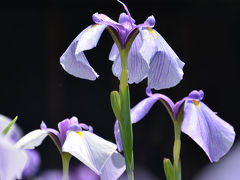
[118,49,134,180]
[61,152,72,180]
[172,120,182,180]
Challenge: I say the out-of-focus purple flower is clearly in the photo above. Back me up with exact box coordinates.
[22,149,41,178]
[0,135,28,180]
[0,114,40,179]
[60,1,184,90]
[36,165,100,180]
[115,88,235,162]
[16,116,126,180]
[193,141,240,180]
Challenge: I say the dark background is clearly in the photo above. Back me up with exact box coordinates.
[0,0,239,179]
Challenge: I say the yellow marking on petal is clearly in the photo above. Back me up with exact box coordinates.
[91,24,98,28]
[76,131,83,137]
[192,100,200,109]
[146,27,156,38]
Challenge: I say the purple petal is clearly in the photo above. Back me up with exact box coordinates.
[118,13,135,31]
[143,15,155,28]
[58,119,71,145]
[114,121,122,152]
[139,28,158,64]
[23,150,41,178]
[181,101,235,162]
[148,30,184,90]
[60,24,106,80]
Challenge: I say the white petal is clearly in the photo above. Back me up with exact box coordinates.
[16,129,48,149]
[75,24,107,53]
[0,136,28,180]
[109,43,119,61]
[62,131,117,175]
[100,151,126,180]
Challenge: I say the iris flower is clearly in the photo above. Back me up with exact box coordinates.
[0,115,28,180]
[60,1,184,90]
[0,114,41,179]
[16,117,125,180]
[0,135,28,180]
[115,88,235,162]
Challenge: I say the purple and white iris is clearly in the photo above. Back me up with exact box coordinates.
[0,114,28,180]
[16,116,125,180]
[115,88,235,162]
[60,1,184,90]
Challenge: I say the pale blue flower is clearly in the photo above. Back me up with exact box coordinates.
[115,88,235,162]
[60,1,184,90]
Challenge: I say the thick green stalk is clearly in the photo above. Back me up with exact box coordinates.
[61,152,72,180]
[118,49,134,180]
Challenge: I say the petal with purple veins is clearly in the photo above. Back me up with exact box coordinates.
[181,101,235,162]
[100,151,126,180]
[62,131,117,175]
[60,24,107,80]
[112,34,149,84]
[148,30,184,90]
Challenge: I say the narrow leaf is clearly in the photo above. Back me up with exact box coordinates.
[110,91,121,120]
[163,158,174,180]
[2,116,18,135]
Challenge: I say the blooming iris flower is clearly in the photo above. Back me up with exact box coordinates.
[0,135,28,180]
[60,1,184,90]
[0,115,28,180]
[16,117,125,180]
[115,88,235,162]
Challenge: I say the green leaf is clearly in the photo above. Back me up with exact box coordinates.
[110,91,121,120]
[163,158,174,180]
[2,116,18,135]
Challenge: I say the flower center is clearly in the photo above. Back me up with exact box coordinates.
[117,0,133,29]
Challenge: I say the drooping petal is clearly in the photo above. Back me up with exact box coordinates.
[100,151,126,180]
[139,28,158,64]
[62,131,117,175]
[148,30,184,90]
[0,136,28,180]
[181,101,235,162]
[16,129,48,149]
[60,24,107,80]
[111,34,149,84]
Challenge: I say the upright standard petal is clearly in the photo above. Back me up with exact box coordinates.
[60,24,107,80]
[0,136,28,180]
[62,131,118,175]
[181,100,235,162]
[16,129,48,149]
